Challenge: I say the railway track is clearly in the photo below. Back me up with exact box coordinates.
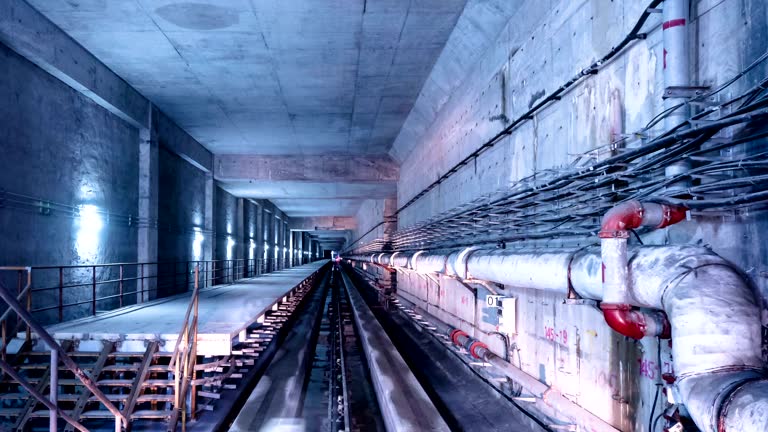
[229,265,448,432]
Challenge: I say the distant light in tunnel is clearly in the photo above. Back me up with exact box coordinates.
[75,204,103,261]
[249,239,255,260]
[192,228,204,260]
[226,236,235,260]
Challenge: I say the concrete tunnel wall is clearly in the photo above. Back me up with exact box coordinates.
[0,38,301,324]
[346,1,768,431]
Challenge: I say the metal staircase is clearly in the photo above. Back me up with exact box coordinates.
[0,265,321,431]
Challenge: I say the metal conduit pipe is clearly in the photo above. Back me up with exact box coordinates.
[349,244,767,431]
[447,329,619,432]
[663,0,692,180]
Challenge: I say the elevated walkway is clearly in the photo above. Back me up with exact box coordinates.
[18,261,327,355]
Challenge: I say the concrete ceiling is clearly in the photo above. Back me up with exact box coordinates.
[28,0,467,156]
[27,0,468,220]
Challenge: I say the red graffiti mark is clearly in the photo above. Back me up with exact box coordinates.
[638,358,658,380]
[544,326,569,345]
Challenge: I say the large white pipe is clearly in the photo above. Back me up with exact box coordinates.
[352,246,767,432]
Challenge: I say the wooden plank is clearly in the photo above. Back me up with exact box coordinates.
[65,341,114,432]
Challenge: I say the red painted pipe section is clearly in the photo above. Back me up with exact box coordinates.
[599,200,686,339]
[448,329,487,359]
[598,200,687,239]
[601,304,671,340]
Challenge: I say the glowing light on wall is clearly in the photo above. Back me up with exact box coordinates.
[75,204,103,261]
[226,236,235,260]
[192,228,204,260]
[249,239,256,260]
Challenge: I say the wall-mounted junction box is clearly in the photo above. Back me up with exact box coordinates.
[487,295,516,335]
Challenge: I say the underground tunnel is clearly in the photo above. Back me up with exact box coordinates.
[1,0,768,431]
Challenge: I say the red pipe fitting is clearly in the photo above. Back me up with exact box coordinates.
[468,341,488,359]
[450,329,468,346]
[599,200,687,239]
[602,304,647,340]
[599,201,644,239]
[601,303,671,340]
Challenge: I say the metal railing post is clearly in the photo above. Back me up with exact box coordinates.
[91,266,97,316]
[26,272,31,343]
[1,320,5,363]
[58,267,63,322]
[118,265,123,308]
[49,344,58,432]
[140,263,145,303]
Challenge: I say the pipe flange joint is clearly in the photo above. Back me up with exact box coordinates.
[468,341,488,359]
[450,329,468,346]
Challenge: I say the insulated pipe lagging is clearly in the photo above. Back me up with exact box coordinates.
[349,245,768,431]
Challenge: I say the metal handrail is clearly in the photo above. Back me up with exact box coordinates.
[0,357,88,432]
[0,268,127,431]
[3,258,289,325]
[0,267,32,363]
[168,265,199,432]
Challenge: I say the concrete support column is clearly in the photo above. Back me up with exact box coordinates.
[309,237,315,262]
[287,230,296,267]
[203,173,214,286]
[255,203,263,274]
[137,105,158,302]
[296,232,303,265]
[264,210,274,272]
[276,216,284,270]
[283,220,290,268]
[235,198,244,277]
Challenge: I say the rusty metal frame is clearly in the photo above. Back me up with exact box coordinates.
[13,340,72,430]
[0,356,88,432]
[65,341,115,432]
[0,277,128,430]
[167,266,200,432]
[123,341,159,430]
